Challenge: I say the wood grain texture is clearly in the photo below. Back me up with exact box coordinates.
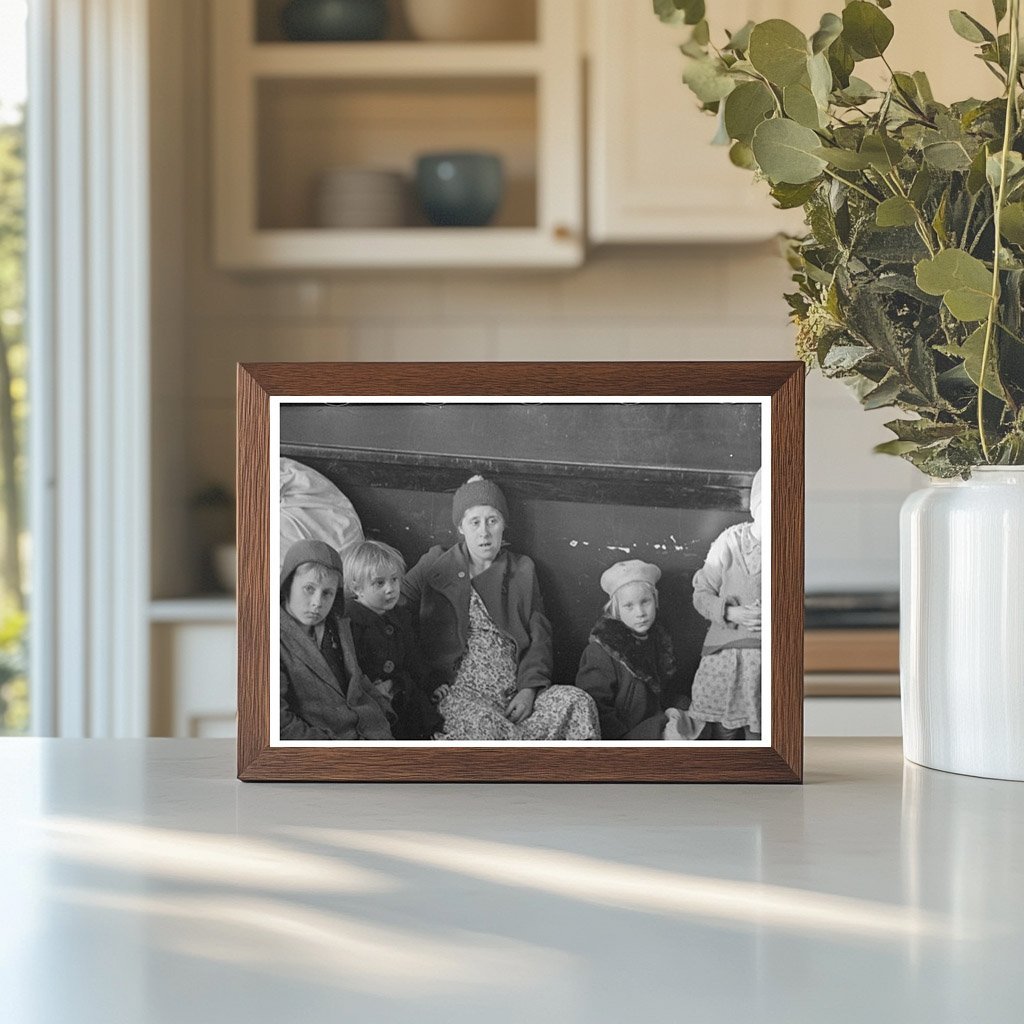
[237,361,805,783]
[804,629,899,674]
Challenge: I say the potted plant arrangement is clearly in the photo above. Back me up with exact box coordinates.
[657,0,1024,779]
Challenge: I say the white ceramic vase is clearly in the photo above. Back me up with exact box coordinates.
[900,467,1024,781]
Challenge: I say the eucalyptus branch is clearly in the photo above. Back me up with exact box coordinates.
[962,191,980,249]
[822,167,880,205]
[749,68,784,117]
[969,213,994,254]
[978,0,1021,462]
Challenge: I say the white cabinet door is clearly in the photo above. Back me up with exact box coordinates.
[588,0,814,242]
[588,0,995,244]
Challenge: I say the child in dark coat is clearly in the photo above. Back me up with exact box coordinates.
[575,559,703,741]
[343,540,444,740]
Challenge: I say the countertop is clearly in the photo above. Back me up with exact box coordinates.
[1,738,1021,1023]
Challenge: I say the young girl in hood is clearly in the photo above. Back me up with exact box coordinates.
[278,538,393,741]
[575,559,702,741]
[689,469,764,740]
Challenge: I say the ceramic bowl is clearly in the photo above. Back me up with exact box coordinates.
[403,0,533,41]
[415,152,504,227]
[281,0,388,42]
[315,168,407,228]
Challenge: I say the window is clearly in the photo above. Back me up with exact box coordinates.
[0,0,27,734]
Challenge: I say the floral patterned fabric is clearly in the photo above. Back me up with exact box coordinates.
[689,648,762,733]
[439,591,599,741]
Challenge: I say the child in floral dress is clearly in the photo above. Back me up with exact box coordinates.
[690,469,763,740]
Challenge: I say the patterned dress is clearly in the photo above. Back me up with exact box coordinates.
[439,591,599,740]
[690,523,762,734]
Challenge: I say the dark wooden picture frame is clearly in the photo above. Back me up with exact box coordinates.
[237,362,804,782]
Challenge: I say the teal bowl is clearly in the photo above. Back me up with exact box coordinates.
[415,153,505,228]
[281,0,388,42]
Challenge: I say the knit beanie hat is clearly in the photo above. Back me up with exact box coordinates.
[600,559,661,598]
[281,538,344,583]
[452,475,509,526]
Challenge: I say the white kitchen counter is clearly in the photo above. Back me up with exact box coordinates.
[1,738,1020,1023]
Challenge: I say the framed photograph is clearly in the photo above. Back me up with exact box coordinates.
[237,362,804,782]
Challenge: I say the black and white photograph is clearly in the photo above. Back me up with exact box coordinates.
[270,397,770,747]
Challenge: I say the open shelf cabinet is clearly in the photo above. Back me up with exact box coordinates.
[211,0,583,268]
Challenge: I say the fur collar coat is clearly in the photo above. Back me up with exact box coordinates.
[574,616,678,740]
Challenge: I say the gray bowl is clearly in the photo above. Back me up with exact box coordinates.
[415,152,504,227]
[280,0,388,42]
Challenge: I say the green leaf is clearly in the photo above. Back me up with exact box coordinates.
[874,439,922,455]
[1000,203,1024,245]
[653,0,705,26]
[884,418,963,443]
[723,81,775,145]
[691,19,710,45]
[967,144,991,194]
[784,80,824,129]
[827,35,856,89]
[860,133,904,173]
[807,51,833,110]
[909,165,933,205]
[751,118,828,184]
[837,76,879,104]
[813,146,872,170]
[986,150,1024,191]
[729,140,757,170]
[993,0,1008,24]
[711,109,731,145]
[862,374,903,409]
[932,190,950,247]
[922,140,973,171]
[682,57,736,104]
[915,250,994,322]
[810,13,843,54]
[912,71,935,104]
[842,1,895,59]
[876,197,918,228]
[723,20,755,53]
[939,325,1006,398]
[770,180,820,209]
[748,20,809,87]
[892,72,922,110]
[948,10,994,44]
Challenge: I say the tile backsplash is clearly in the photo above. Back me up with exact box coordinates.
[181,246,917,593]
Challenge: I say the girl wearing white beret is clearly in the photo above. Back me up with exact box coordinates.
[575,559,703,741]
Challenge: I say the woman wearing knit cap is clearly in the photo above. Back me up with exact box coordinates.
[279,538,393,740]
[576,559,704,740]
[689,468,764,740]
[402,475,599,740]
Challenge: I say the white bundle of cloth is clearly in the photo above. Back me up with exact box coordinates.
[279,457,363,569]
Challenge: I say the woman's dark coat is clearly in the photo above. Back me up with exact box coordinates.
[401,544,553,692]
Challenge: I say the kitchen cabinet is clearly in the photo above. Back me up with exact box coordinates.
[587,0,810,243]
[586,0,998,244]
[211,0,583,268]
[150,600,237,738]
